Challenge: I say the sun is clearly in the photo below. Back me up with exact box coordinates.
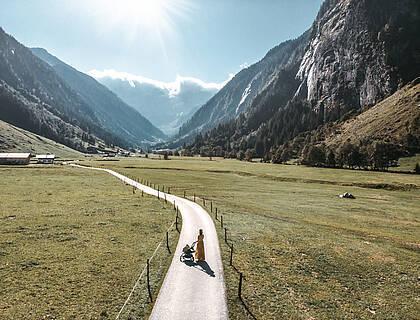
[116,0,167,28]
[93,0,189,32]
[87,0,192,58]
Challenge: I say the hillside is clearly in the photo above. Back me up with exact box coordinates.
[325,81,420,148]
[31,48,166,144]
[0,120,81,157]
[0,28,164,152]
[183,0,420,160]
[269,80,420,168]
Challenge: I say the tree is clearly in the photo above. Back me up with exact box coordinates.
[237,150,245,161]
[245,149,254,162]
[326,150,336,167]
[303,145,325,167]
[368,142,400,171]
[255,138,265,158]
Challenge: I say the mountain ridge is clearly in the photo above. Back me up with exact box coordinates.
[31,47,166,145]
[0,27,165,153]
[181,0,420,163]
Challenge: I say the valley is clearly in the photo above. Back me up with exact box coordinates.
[79,156,420,319]
[0,0,419,319]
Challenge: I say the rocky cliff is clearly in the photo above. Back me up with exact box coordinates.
[184,0,420,158]
[297,0,420,120]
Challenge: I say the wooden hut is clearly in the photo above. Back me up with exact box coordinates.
[0,153,31,165]
[36,154,55,164]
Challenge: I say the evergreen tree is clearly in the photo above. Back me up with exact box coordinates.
[326,150,336,167]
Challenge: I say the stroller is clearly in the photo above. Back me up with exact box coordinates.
[180,241,197,262]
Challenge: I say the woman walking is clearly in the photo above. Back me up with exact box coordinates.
[195,229,205,261]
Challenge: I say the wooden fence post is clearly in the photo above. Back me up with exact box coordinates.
[211,201,213,213]
[164,193,167,203]
[158,190,160,200]
[203,198,205,206]
[132,186,135,194]
[147,259,153,302]
[173,200,176,210]
[168,187,170,194]
[166,231,171,254]
[238,272,243,299]
[224,227,228,244]
[221,215,224,229]
[193,193,196,202]
[230,243,233,266]
[142,190,144,197]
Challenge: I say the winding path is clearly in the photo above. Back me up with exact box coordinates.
[70,164,228,320]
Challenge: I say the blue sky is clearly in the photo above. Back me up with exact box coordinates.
[1,0,323,84]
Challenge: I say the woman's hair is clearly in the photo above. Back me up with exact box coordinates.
[199,229,203,235]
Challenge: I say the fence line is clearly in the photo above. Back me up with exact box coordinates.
[122,178,255,318]
[115,218,177,319]
[199,198,257,320]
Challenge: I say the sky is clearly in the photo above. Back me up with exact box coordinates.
[1,0,323,84]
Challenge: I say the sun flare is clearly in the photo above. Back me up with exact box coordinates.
[112,0,167,28]
[92,0,190,32]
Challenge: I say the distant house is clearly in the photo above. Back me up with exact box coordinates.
[36,154,55,164]
[153,149,173,155]
[0,153,31,165]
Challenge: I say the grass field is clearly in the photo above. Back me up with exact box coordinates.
[80,156,420,320]
[0,165,178,319]
[396,154,420,172]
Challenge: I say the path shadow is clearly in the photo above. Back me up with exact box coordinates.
[182,259,215,277]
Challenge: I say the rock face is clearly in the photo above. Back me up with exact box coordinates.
[181,0,420,152]
[297,0,420,120]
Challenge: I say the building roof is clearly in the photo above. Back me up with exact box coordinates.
[36,154,55,159]
[0,153,31,158]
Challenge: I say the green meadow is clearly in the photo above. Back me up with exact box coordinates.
[0,165,178,319]
[80,156,420,320]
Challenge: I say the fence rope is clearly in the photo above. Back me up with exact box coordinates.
[115,220,176,319]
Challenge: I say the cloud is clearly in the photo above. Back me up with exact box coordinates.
[88,69,231,97]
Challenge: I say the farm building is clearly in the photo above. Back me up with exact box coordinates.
[36,154,55,164]
[0,153,31,165]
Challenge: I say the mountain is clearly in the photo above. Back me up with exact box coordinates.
[270,79,420,167]
[91,71,221,135]
[0,119,81,158]
[0,27,164,154]
[178,32,310,141]
[182,0,420,162]
[31,48,165,145]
